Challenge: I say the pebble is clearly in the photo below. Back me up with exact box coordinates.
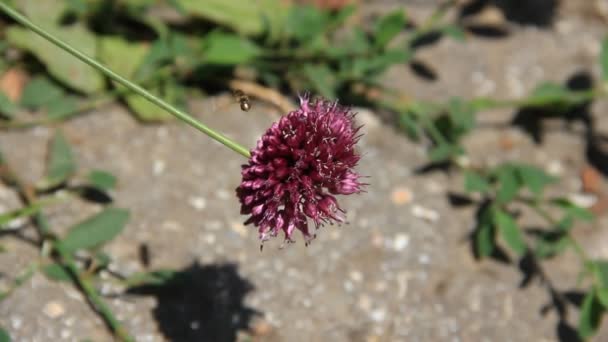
[391,187,413,205]
[392,233,410,251]
[358,294,372,311]
[43,301,65,319]
[162,220,182,231]
[188,196,207,211]
[568,193,597,208]
[411,205,440,222]
[547,160,564,176]
[350,270,363,282]
[230,221,248,237]
[370,308,387,322]
[152,159,165,175]
[216,189,230,200]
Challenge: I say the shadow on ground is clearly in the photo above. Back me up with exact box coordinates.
[127,262,260,342]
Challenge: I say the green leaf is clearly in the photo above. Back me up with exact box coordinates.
[134,39,172,81]
[124,269,179,287]
[286,5,328,42]
[495,210,526,256]
[525,82,578,109]
[328,4,356,30]
[40,131,76,188]
[177,0,288,38]
[601,36,608,82]
[595,261,608,308]
[0,327,10,342]
[87,170,117,190]
[428,144,462,162]
[18,0,67,24]
[464,170,490,193]
[579,289,604,340]
[46,96,79,121]
[60,208,130,254]
[495,165,519,204]
[475,205,495,258]
[556,215,574,232]
[447,97,475,136]
[97,37,172,121]
[7,25,104,94]
[20,77,64,109]
[124,84,174,122]
[98,37,149,78]
[359,50,411,77]
[0,91,19,118]
[513,164,555,196]
[551,198,595,222]
[42,264,71,282]
[398,111,420,140]
[534,234,569,259]
[595,261,608,288]
[442,25,466,41]
[475,219,494,258]
[302,64,337,99]
[374,10,405,48]
[202,32,262,65]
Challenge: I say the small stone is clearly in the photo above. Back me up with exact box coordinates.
[411,205,440,222]
[153,160,165,175]
[162,221,182,231]
[370,308,386,322]
[547,160,564,176]
[250,318,273,336]
[391,187,413,205]
[216,189,230,200]
[231,221,248,237]
[373,281,387,292]
[329,229,341,240]
[358,294,372,311]
[370,231,384,248]
[568,193,597,208]
[350,270,363,282]
[581,165,602,194]
[393,233,410,251]
[43,301,65,319]
[343,280,354,292]
[418,254,431,264]
[203,234,216,244]
[188,196,207,211]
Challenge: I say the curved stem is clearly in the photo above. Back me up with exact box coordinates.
[0,2,251,158]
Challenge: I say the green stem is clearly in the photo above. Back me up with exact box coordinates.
[54,240,135,342]
[0,196,67,227]
[0,149,135,342]
[0,2,250,158]
[0,262,38,302]
[527,201,590,262]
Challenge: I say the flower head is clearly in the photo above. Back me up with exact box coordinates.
[236,95,365,244]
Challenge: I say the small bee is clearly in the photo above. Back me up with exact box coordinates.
[232,89,252,112]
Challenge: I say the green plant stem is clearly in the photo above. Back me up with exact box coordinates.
[0,150,135,342]
[0,67,175,129]
[54,240,135,342]
[527,201,590,262]
[0,195,68,227]
[0,262,38,302]
[0,2,250,158]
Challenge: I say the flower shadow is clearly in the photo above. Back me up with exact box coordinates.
[127,262,261,342]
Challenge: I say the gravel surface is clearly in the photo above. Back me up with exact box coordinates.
[2,2,608,342]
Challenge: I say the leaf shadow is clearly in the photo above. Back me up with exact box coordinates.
[459,0,558,28]
[127,262,261,342]
[511,70,594,145]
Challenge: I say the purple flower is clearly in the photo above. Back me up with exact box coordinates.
[236,95,365,245]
